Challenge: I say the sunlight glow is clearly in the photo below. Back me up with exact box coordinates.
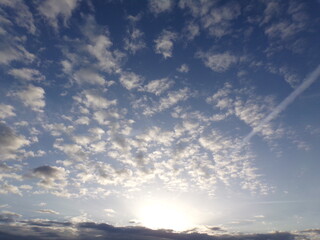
[138,200,195,231]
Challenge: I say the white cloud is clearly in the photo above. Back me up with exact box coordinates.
[10,85,45,112]
[206,83,288,144]
[93,109,121,125]
[183,22,200,40]
[75,116,90,125]
[202,2,241,37]
[261,1,281,25]
[61,59,73,75]
[143,88,190,115]
[265,20,305,40]
[149,0,174,15]
[0,123,30,160]
[104,208,116,217]
[279,66,300,88]
[0,0,36,34]
[87,34,123,73]
[198,130,268,194]
[0,183,22,195]
[37,209,60,215]
[119,71,143,90]
[38,0,78,29]
[142,78,173,95]
[83,16,124,74]
[197,51,238,72]
[0,104,15,119]
[154,30,177,59]
[45,123,74,137]
[178,0,214,17]
[74,89,117,109]
[179,1,240,37]
[124,26,145,54]
[8,68,45,82]
[0,36,35,65]
[177,64,189,73]
[53,141,87,162]
[73,68,106,86]
[263,1,308,41]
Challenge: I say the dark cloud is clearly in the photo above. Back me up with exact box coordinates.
[33,166,59,177]
[31,165,67,189]
[0,219,314,240]
[0,211,21,223]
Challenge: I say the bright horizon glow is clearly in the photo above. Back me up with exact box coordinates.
[138,200,195,231]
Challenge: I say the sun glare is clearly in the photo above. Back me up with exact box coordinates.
[138,200,195,231]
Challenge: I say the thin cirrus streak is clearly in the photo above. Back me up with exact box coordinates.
[244,64,320,143]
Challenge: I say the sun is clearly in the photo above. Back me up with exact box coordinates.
[137,199,195,231]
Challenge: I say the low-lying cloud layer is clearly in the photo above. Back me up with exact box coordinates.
[0,218,318,240]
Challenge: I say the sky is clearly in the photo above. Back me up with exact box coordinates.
[0,0,320,239]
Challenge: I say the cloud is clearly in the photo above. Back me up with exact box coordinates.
[154,30,177,59]
[124,28,145,54]
[0,183,22,196]
[73,89,117,110]
[261,1,310,54]
[83,16,124,74]
[143,88,190,116]
[104,208,116,217]
[278,66,300,88]
[9,85,45,112]
[177,64,189,73]
[37,209,60,215]
[265,20,305,40]
[119,71,143,90]
[197,51,238,72]
[261,1,281,24]
[206,83,282,141]
[0,0,36,34]
[0,163,22,182]
[0,123,30,160]
[198,129,268,194]
[0,210,21,223]
[0,34,35,65]
[0,218,309,240]
[149,0,174,15]
[124,17,145,54]
[183,22,200,40]
[202,2,241,37]
[142,78,174,95]
[32,165,68,189]
[45,123,74,137]
[262,1,308,41]
[8,68,45,82]
[74,116,90,125]
[37,0,79,29]
[244,64,320,142]
[73,68,106,86]
[0,104,15,119]
[158,88,190,111]
[179,1,241,37]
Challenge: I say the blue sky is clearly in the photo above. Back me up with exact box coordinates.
[0,0,320,239]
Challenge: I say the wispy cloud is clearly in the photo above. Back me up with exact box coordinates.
[37,0,79,29]
[154,30,177,59]
[149,0,174,15]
